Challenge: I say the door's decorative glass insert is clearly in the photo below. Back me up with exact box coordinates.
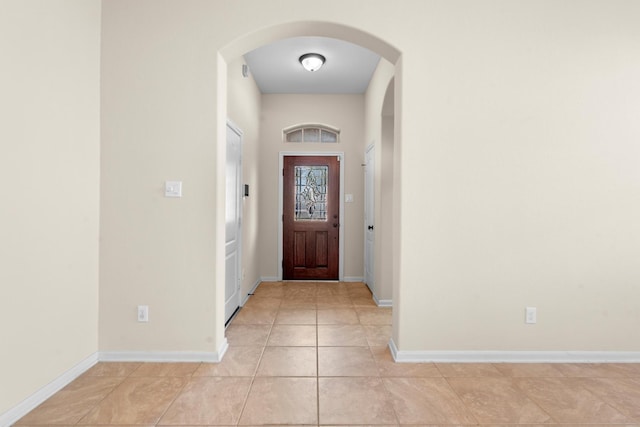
[294,166,328,221]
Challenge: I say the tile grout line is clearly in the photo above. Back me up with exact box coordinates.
[73,363,143,426]
[151,365,200,426]
[234,315,274,426]
[316,297,321,427]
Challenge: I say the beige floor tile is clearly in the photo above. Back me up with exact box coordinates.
[363,325,392,347]
[316,283,350,298]
[17,376,124,425]
[319,377,398,425]
[225,324,271,346]
[274,308,317,324]
[436,363,505,377]
[493,363,565,377]
[447,377,553,424]
[130,362,200,377]
[239,377,317,425]
[514,377,632,424]
[257,346,317,377]
[267,324,316,346]
[351,296,377,307]
[356,307,392,325]
[232,307,278,325]
[256,280,283,287]
[555,363,631,378]
[158,377,251,425]
[370,346,441,377]
[317,308,359,324]
[383,377,477,425]
[346,284,372,297]
[318,324,368,346]
[79,376,187,425]
[284,281,317,289]
[578,377,640,421]
[318,347,377,377]
[479,425,639,427]
[284,288,317,299]
[251,283,285,298]
[316,295,354,308]
[279,296,317,309]
[242,296,282,310]
[193,346,263,376]
[606,363,640,377]
[82,362,141,377]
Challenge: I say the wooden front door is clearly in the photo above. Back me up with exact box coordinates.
[283,156,340,280]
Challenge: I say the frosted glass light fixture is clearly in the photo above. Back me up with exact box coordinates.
[299,53,325,72]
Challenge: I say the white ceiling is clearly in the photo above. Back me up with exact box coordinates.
[243,36,381,94]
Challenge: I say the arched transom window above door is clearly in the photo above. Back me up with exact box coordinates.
[283,124,340,143]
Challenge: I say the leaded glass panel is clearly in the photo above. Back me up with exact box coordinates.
[294,166,328,221]
[305,128,320,142]
[286,129,303,142]
[320,129,338,142]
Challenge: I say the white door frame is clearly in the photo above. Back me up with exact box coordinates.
[278,151,345,281]
[225,120,243,322]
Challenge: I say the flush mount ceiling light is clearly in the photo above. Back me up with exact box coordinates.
[299,53,325,72]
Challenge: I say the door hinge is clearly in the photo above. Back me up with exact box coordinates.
[337,155,340,161]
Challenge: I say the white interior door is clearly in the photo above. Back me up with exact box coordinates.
[364,144,375,291]
[225,122,242,323]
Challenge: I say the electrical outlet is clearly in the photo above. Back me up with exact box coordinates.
[137,305,149,322]
[525,306,537,324]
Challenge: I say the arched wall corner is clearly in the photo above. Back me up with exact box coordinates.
[219,21,401,65]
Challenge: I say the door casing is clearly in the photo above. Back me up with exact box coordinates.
[278,151,345,281]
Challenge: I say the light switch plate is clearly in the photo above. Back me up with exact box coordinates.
[165,181,182,198]
[525,307,537,324]
[345,194,354,203]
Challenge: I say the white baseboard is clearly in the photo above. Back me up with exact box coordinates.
[260,277,365,283]
[372,293,392,307]
[388,339,640,363]
[241,279,262,306]
[100,339,229,363]
[0,352,98,427]
[389,337,399,361]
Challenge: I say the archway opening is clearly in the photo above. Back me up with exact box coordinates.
[216,21,403,355]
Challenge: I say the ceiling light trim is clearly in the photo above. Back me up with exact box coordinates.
[299,53,326,72]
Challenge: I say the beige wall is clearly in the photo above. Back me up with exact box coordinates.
[0,0,101,416]
[394,1,640,352]
[227,57,262,299]
[96,0,640,361]
[258,94,366,280]
[99,2,224,353]
[364,60,395,302]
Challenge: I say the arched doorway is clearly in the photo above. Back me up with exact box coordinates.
[215,22,402,357]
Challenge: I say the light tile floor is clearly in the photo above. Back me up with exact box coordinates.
[15,281,640,426]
